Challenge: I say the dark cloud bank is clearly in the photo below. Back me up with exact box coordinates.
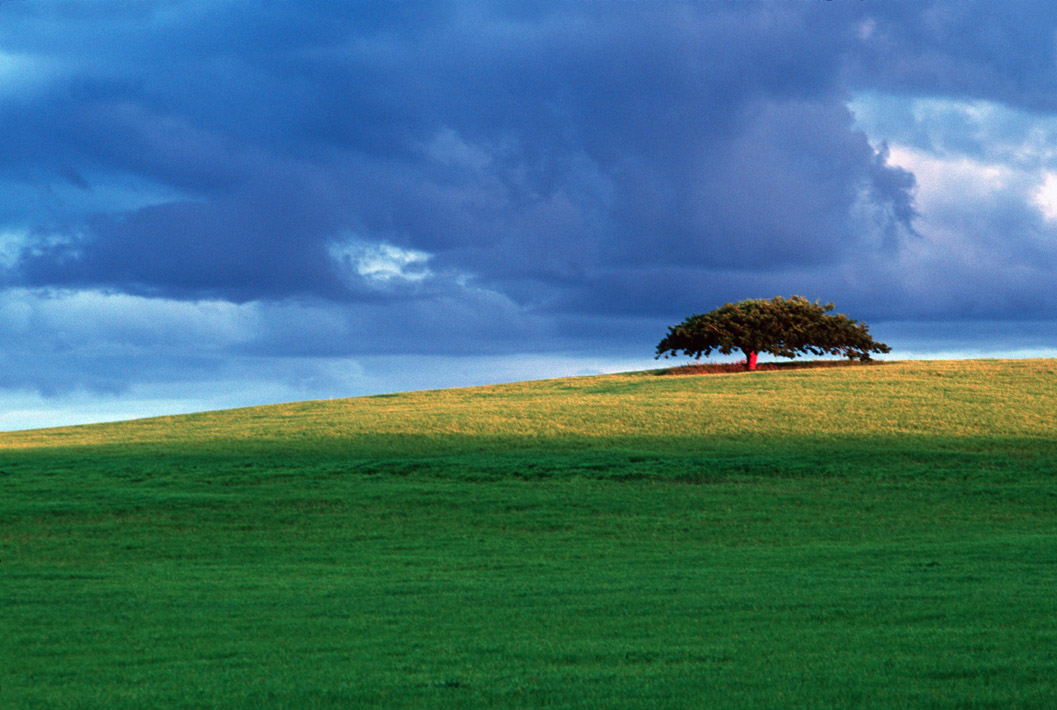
[2,1,1057,424]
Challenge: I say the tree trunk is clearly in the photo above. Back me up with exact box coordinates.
[745,350,758,371]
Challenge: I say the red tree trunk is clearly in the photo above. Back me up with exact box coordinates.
[745,351,758,371]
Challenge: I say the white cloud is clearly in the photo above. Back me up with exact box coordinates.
[1034,171,1057,222]
[850,93,1057,171]
[851,92,1057,236]
[329,237,433,286]
[884,144,1023,212]
[0,288,261,350]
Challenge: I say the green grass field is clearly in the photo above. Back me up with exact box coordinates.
[4,359,1057,708]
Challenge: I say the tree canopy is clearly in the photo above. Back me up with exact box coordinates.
[655,296,891,370]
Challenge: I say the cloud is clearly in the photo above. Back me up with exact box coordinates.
[1034,172,1057,222]
[330,237,433,286]
[2,1,918,309]
[845,1,1057,112]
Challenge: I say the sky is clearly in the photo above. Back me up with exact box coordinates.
[2,0,1057,430]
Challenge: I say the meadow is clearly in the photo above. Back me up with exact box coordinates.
[3,358,1057,708]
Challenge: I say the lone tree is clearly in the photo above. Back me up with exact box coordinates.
[656,296,890,371]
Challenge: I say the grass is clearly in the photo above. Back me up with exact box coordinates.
[3,358,1057,707]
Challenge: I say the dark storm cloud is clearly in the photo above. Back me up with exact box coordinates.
[2,0,920,311]
[847,1,1057,112]
[20,178,352,301]
[3,0,1057,375]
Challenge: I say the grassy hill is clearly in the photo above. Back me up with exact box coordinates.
[5,359,1057,708]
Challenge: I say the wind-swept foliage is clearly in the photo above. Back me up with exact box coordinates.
[656,296,890,370]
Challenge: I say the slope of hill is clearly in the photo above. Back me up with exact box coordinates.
[4,359,1057,708]
[4,358,1055,477]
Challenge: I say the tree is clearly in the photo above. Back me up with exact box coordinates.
[655,296,890,371]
